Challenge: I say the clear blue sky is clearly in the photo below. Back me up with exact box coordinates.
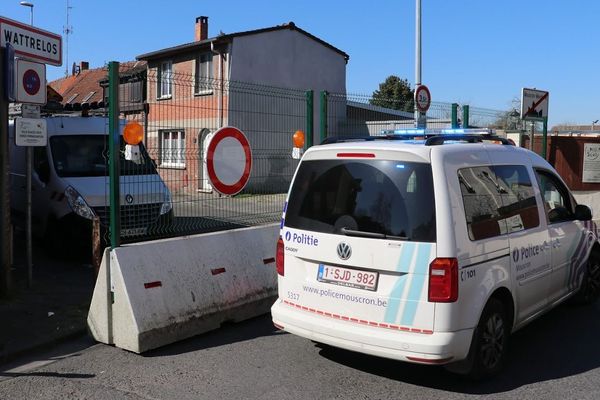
[3,0,599,127]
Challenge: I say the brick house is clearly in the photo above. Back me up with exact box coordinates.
[136,17,349,193]
[49,60,147,116]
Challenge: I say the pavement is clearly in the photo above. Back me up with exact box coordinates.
[0,235,95,364]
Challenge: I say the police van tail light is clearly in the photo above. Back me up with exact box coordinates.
[428,258,458,302]
[276,237,285,276]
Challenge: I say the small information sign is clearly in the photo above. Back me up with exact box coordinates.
[15,117,47,147]
[582,143,600,183]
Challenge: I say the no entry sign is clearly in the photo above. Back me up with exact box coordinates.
[415,84,431,113]
[206,127,252,196]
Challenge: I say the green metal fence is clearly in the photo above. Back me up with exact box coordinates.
[106,62,507,245]
[108,64,307,244]
[319,91,508,139]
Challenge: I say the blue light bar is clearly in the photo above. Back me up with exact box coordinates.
[441,129,465,134]
[440,128,491,135]
[380,129,425,135]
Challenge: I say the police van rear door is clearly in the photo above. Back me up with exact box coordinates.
[281,149,438,332]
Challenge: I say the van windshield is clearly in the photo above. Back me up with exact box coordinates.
[285,159,436,242]
[50,135,157,177]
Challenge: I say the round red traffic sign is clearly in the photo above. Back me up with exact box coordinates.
[206,127,252,196]
[23,69,41,96]
[415,85,431,113]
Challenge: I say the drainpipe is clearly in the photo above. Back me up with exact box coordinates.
[211,41,224,127]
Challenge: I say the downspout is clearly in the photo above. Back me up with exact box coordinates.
[211,41,224,127]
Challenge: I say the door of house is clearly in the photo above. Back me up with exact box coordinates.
[198,129,213,192]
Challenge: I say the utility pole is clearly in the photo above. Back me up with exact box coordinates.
[414,0,422,127]
[20,0,34,288]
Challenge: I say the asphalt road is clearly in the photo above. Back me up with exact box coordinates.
[1,300,599,400]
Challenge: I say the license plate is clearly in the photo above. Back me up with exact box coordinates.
[120,227,147,237]
[317,264,378,291]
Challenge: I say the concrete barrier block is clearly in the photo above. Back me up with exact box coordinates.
[88,224,279,353]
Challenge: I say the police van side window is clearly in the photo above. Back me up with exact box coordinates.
[459,167,507,241]
[459,165,539,241]
[534,170,574,224]
[494,165,540,233]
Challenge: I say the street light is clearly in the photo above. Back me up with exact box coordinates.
[19,0,34,288]
[19,1,34,25]
[592,120,599,131]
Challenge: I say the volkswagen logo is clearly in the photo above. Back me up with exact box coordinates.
[337,242,352,260]
[125,194,134,204]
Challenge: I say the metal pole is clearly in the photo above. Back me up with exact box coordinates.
[26,145,32,287]
[451,103,458,129]
[320,91,328,142]
[0,48,12,298]
[462,105,469,129]
[529,122,534,152]
[306,90,314,148]
[542,117,548,160]
[24,2,33,288]
[108,62,120,249]
[414,0,422,127]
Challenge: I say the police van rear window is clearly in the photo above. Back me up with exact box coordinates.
[285,160,436,242]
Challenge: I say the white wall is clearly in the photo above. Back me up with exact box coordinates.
[227,29,347,192]
[229,29,346,93]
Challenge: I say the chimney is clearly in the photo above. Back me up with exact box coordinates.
[80,61,89,71]
[195,16,208,41]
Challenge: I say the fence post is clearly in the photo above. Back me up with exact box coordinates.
[306,90,314,148]
[462,105,470,129]
[541,117,548,160]
[320,91,328,142]
[108,61,121,249]
[451,103,459,128]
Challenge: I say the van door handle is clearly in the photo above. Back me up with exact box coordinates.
[543,241,551,250]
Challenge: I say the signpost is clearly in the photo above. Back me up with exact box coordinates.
[206,127,252,196]
[415,84,431,128]
[521,88,550,159]
[0,15,62,295]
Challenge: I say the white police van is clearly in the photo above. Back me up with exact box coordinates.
[271,129,600,378]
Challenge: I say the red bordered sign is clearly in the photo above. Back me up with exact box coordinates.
[206,127,252,196]
[415,85,431,113]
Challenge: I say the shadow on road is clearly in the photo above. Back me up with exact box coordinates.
[144,314,283,357]
[0,371,95,379]
[316,301,600,395]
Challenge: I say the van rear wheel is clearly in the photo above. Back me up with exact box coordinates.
[572,250,600,305]
[448,298,509,380]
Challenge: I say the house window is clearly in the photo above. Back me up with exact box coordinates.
[158,61,172,98]
[66,93,78,104]
[195,53,213,94]
[160,130,185,167]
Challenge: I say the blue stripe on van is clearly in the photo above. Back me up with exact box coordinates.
[400,243,433,326]
[384,243,416,324]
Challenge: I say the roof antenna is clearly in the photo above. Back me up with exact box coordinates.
[63,0,73,77]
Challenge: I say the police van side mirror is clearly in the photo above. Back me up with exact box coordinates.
[575,204,592,221]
